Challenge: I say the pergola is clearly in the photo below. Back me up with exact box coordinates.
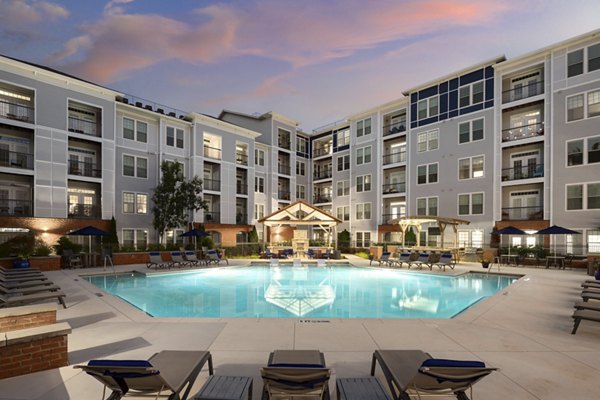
[258,200,342,248]
[388,215,471,248]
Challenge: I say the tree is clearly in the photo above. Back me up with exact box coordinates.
[248,226,259,243]
[152,161,207,243]
[338,229,351,252]
[404,227,417,246]
[105,216,120,251]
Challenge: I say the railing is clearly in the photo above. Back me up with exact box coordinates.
[278,191,290,200]
[502,122,544,142]
[382,121,407,137]
[0,99,34,123]
[278,138,291,149]
[501,164,544,181]
[68,160,101,178]
[502,80,544,104]
[204,145,222,160]
[203,178,221,191]
[382,150,406,165]
[278,164,291,175]
[382,182,406,194]
[68,203,101,219]
[204,211,220,223]
[313,147,332,158]
[313,168,333,180]
[0,199,32,217]
[313,195,332,203]
[236,213,248,224]
[236,152,248,166]
[236,182,248,195]
[380,213,404,224]
[68,116,98,136]
[501,206,543,220]
[0,150,33,169]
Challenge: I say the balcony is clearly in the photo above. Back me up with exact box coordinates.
[236,182,248,195]
[501,206,543,221]
[68,203,101,219]
[204,211,220,223]
[502,164,544,182]
[382,121,407,137]
[0,150,33,170]
[382,182,406,194]
[313,168,332,180]
[382,150,406,165]
[380,213,402,224]
[502,81,544,104]
[0,100,34,124]
[203,178,221,191]
[278,191,290,201]
[204,145,221,160]
[313,195,332,204]
[68,160,101,178]
[236,213,248,224]
[278,138,291,150]
[68,116,98,137]
[278,164,291,175]
[236,152,248,166]
[502,122,544,143]
[0,199,32,217]
[313,147,331,158]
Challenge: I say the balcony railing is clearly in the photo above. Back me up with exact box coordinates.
[68,160,101,178]
[278,191,290,200]
[313,168,333,180]
[204,145,222,160]
[203,178,221,191]
[382,150,406,165]
[0,150,33,169]
[278,138,291,149]
[68,203,101,219]
[278,164,291,175]
[313,195,332,203]
[313,147,332,158]
[502,164,544,182]
[501,206,543,221]
[0,99,34,123]
[236,152,248,166]
[382,182,406,194]
[236,182,248,195]
[382,121,407,137]
[0,199,32,217]
[204,211,220,223]
[502,122,544,142]
[68,116,98,137]
[236,213,248,224]
[380,213,404,224]
[502,80,544,104]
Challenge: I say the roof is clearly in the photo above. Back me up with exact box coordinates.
[258,200,342,226]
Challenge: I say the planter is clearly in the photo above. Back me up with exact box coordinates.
[12,259,30,269]
[595,269,600,280]
[481,262,490,269]
[369,246,383,260]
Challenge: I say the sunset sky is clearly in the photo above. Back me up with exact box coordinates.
[1,0,599,129]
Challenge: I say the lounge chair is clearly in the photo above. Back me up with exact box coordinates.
[574,300,600,312]
[371,350,497,400]
[307,248,315,259]
[0,290,66,309]
[0,268,43,277]
[184,251,202,267]
[205,250,228,265]
[390,252,412,268]
[170,251,190,268]
[572,309,600,334]
[581,281,600,289]
[75,350,213,400]
[0,266,41,274]
[582,291,600,302]
[1,273,49,283]
[0,282,62,295]
[371,252,391,266]
[432,253,454,271]
[408,253,432,270]
[0,278,56,289]
[146,251,170,269]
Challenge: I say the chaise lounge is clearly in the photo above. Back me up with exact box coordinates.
[0,290,66,309]
[146,252,171,269]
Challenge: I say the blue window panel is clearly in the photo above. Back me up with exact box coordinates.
[411,93,418,103]
[449,110,459,118]
[439,82,448,93]
[449,78,459,91]
[419,86,438,99]
[439,113,448,121]
[411,121,418,129]
[460,69,484,86]
[459,103,483,116]
[418,116,438,127]
[448,90,458,111]
[485,66,494,78]
[485,78,494,101]
[485,100,494,109]
[440,93,448,113]
[411,103,417,121]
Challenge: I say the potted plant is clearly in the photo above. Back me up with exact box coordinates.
[13,253,30,269]
[480,258,491,268]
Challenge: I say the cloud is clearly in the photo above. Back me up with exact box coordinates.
[0,0,69,27]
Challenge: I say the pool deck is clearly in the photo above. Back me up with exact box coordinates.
[1,258,600,399]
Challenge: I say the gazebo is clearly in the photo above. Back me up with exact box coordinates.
[387,215,471,249]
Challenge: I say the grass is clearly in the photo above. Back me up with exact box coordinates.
[354,251,371,260]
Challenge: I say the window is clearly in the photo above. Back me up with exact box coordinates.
[417,96,439,120]
[567,136,600,166]
[123,155,134,176]
[123,155,147,178]
[136,193,147,214]
[567,182,600,210]
[417,163,438,184]
[356,203,371,220]
[417,129,438,152]
[589,183,600,209]
[123,192,134,213]
[357,118,372,137]
[568,44,600,77]
[459,118,484,144]
[567,184,583,210]
[458,156,484,179]
[167,127,184,149]
[123,118,147,143]
[356,146,371,165]
[588,90,600,118]
[296,184,305,199]
[254,203,264,220]
[122,229,148,250]
[336,128,350,147]
[296,161,306,176]
[337,180,350,196]
[356,175,371,192]
[123,118,134,140]
[255,149,265,166]
[567,139,584,166]
[472,230,483,248]
[458,193,484,215]
[136,157,147,178]
[567,94,584,122]
[589,137,600,164]
[336,206,349,221]
[337,155,350,171]
[588,229,600,253]
[123,192,147,214]
[416,197,438,216]
[255,176,265,193]
[568,49,584,77]
[590,43,600,73]
[355,232,371,248]
[296,137,307,154]
[458,231,470,248]
[459,81,484,108]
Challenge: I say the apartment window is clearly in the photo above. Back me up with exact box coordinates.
[458,156,484,179]
[472,230,483,248]
[336,128,350,147]
[566,183,600,210]
[356,146,371,165]
[589,137,600,163]
[417,96,439,120]
[122,229,147,250]
[568,49,584,77]
[337,155,350,171]
[590,43,600,72]
[567,184,583,210]
[458,231,469,248]
[357,118,372,137]
[336,206,349,221]
[568,44,600,77]
[588,90,600,118]
[417,129,438,152]
[296,161,306,176]
[255,149,265,166]
[356,203,371,220]
[567,139,584,166]
[589,183,600,209]
[355,232,371,248]
[255,176,265,193]
[165,229,184,247]
[123,118,147,143]
[254,203,264,220]
[459,81,484,108]
[356,175,371,192]
[458,193,484,215]
[123,192,135,213]
[296,184,305,199]
[567,136,600,166]
[123,118,135,140]
[123,155,146,178]
[337,180,350,196]
[296,137,307,154]
[136,193,147,214]
[417,163,438,184]
[417,197,438,216]
[459,118,484,144]
[167,127,184,149]
[567,94,584,122]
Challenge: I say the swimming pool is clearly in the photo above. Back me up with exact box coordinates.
[85,265,519,319]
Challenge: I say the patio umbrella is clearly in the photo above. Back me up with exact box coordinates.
[180,228,209,251]
[67,225,110,254]
[535,225,580,255]
[495,226,526,259]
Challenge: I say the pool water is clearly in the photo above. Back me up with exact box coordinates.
[85,266,519,319]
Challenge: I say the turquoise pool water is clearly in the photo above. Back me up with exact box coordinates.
[85,266,519,319]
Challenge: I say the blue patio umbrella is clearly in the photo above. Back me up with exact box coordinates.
[495,226,526,258]
[180,228,209,250]
[535,225,580,254]
[67,225,110,254]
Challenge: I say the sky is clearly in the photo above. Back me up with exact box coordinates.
[1,0,599,130]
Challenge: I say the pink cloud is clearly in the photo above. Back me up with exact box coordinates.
[0,0,69,29]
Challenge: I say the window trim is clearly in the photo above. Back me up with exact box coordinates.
[458,80,484,108]
[566,89,600,123]
[567,43,600,78]
[356,145,372,166]
[458,117,485,145]
[355,202,372,220]
[458,155,485,180]
[566,181,600,211]
[122,153,148,179]
[416,196,439,216]
[566,135,600,167]
[356,174,372,193]
[337,180,350,197]
[417,96,439,120]
[337,154,350,171]
[416,129,439,152]
[255,176,265,193]
[416,162,439,185]
[356,117,372,138]
[255,148,265,167]
[457,192,485,216]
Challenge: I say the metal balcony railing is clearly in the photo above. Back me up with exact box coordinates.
[204,145,221,160]
[380,213,404,224]
[68,116,98,136]
[502,122,544,142]
[502,80,544,104]
[382,182,406,194]
[68,203,101,219]
[0,99,34,123]
[68,160,101,178]
[501,206,543,221]
[313,168,333,180]
[236,152,248,165]
[382,150,406,165]
[313,195,332,203]
[236,213,248,224]
[382,121,407,137]
[0,150,33,169]
[278,164,291,175]
[278,138,291,149]
[203,178,221,191]
[313,147,332,158]
[278,191,290,200]
[0,199,32,217]
[204,211,220,223]
[236,182,248,195]
[501,164,544,182]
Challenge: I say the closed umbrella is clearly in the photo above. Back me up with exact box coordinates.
[180,228,209,251]
[495,226,526,263]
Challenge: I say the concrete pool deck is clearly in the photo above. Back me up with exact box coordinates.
[1,259,600,399]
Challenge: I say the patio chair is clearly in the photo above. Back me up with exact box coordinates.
[62,249,83,269]
[184,251,202,267]
[323,248,332,260]
[371,350,497,400]
[371,251,391,266]
[307,248,315,259]
[205,250,228,265]
[0,272,49,283]
[0,278,57,290]
[0,290,66,309]
[408,253,433,270]
[0,282,62,296]
[390,252,412,268]
[146,252,170,269]
[582,291,600,302]
[0,266,40,273]
[572,309,600,334]
[75,350,213,400]
[432,253,454,271]
[170,251,190,268]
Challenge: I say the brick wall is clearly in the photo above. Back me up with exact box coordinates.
[0,310,56,333]
[0,335,68,379]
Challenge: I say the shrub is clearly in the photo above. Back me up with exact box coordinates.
[53,236,83,255]
[338,229,351,253]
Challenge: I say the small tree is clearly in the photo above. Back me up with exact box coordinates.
[404,227,417,246]
[338,229,351,252]
[152,161,207,243]
[105,216,120,251]
[248,226,259,243]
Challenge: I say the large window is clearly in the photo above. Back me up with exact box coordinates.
[459,118,484,144]
[458,193,484,215]
[337,180,350,196]
[356,146,371,165]
[355,232,371,248]
[567,94,584,122]
[356,118,372,137]
[336,206,349,221]
[296,137,307,154]
[459,81,484,108]
[417,96,439,120]
[356,203,371,220]
[123,192,148,214]
[567,184,584,210]
[255,149,265,166]
[136,193,147,214]
[166,127,184,149]
[122,229,148,250]
[458,156,484,179]
[568,49,584,77]
[416,197,438,216]
[123,155,147,178]
[337,155,350,171]
[417,129,438,152]
[417,163,438,184]
[296,184,305,199]
[568,89,600,122]
[588,90,600,118]
[568,43,600,78]
[336,128,350,147]
[356,175,371,192]
[296,161,306,176]
[567,136,600,166]
[122,192,134,213]
[123,118,147,143]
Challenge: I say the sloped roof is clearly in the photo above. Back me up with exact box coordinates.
[258,200,342,226]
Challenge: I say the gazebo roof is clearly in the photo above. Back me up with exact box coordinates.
[258,200,342,227]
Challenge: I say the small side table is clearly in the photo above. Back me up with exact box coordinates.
[192,375,253,400]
